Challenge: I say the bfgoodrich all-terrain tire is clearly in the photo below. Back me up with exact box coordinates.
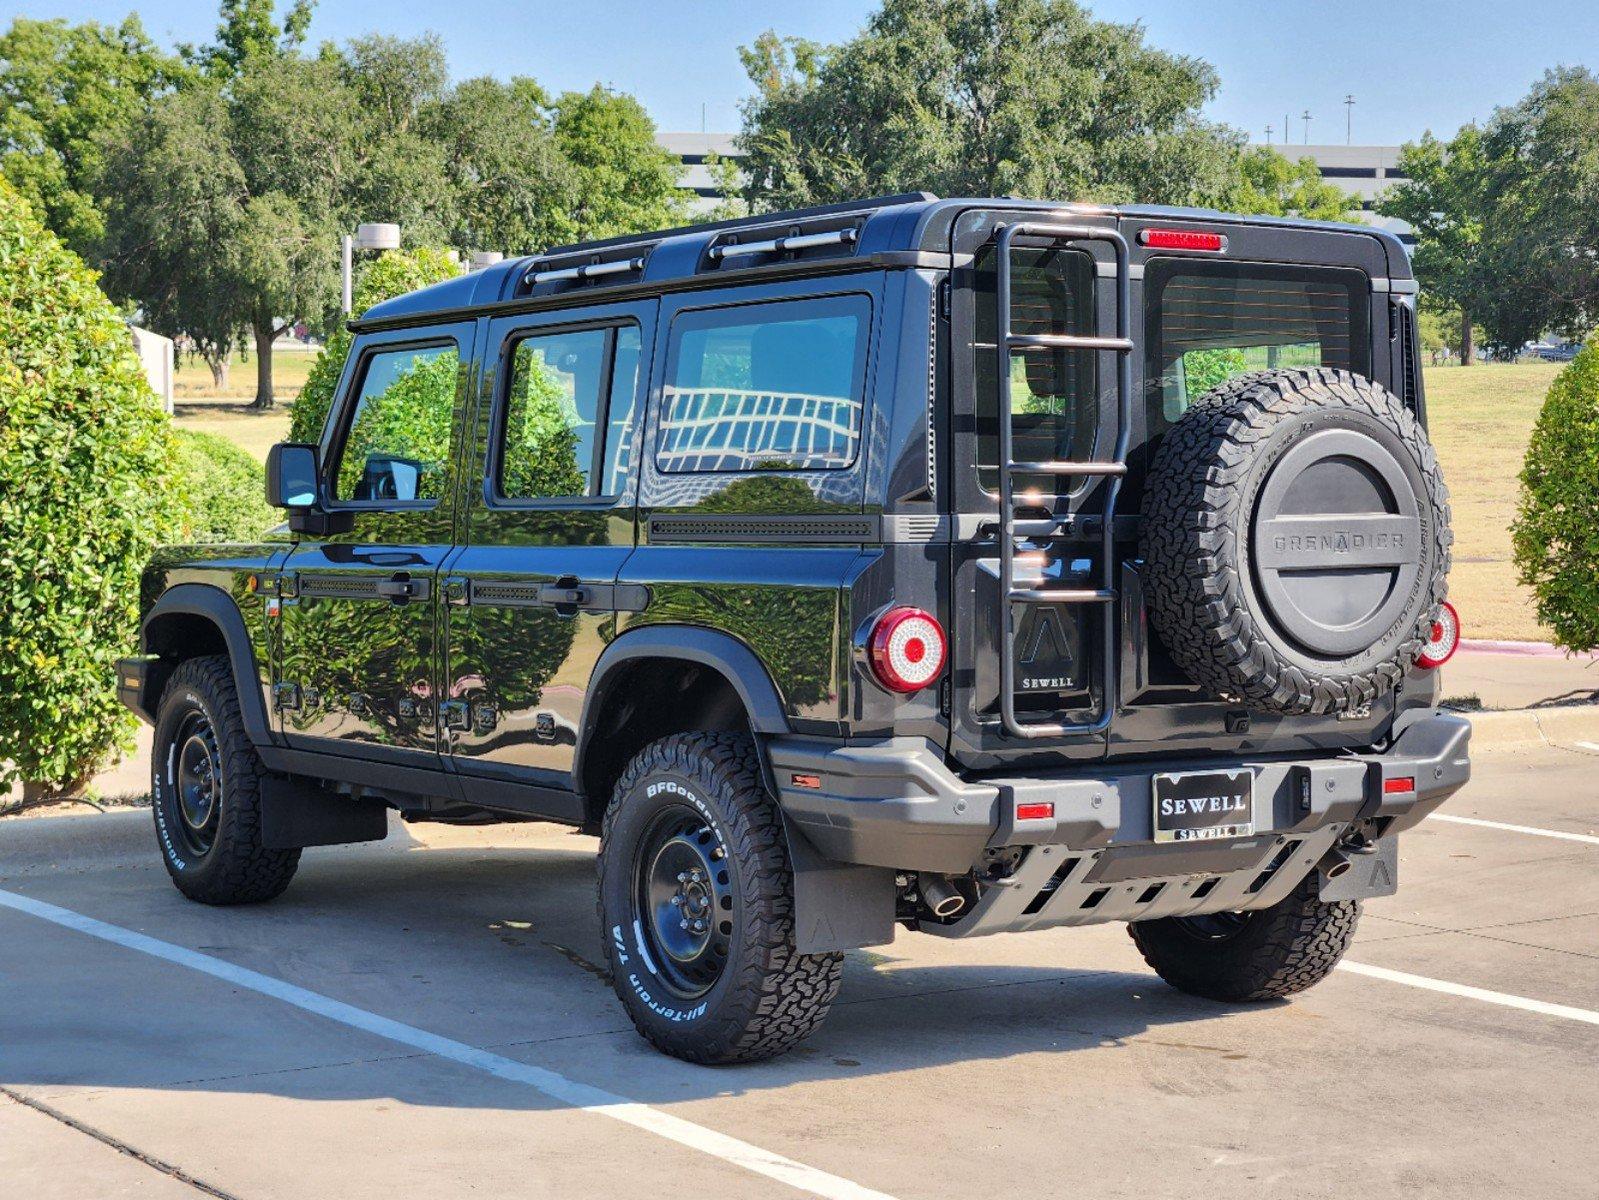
[1127,874,1359,1002]
[1140,368,1451,716]
[597,733,843,1064]
[151,655,300,904]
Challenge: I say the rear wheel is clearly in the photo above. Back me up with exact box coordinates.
[1128,874,1358,1002]
[151,655,300,904]
[596,733,843,1063]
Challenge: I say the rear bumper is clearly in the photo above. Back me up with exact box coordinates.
[770,711,1471,876]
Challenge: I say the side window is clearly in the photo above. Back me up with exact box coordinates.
[331,342,460,503]
[1145,261,1370,435]
[657,295,869,473]
[498,324,642,500]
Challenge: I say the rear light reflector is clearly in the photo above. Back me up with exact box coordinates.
[790,774,822,790]
[867,606,947,693]
[1416,601,1460,669]
[1384,776,1416,795]
[1138,228,1227,252]
[1015,801,1055,821]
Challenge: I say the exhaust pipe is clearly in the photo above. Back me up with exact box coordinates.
[918,874,967,918]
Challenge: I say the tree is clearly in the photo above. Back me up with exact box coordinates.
[735,0,1243,211]
[1380,128,1494,365]
[0,177,179,798]
[1227,147,1359,221]
[1513,340,1599,652]
[0,15,184,256]
[553,86,685,239]
[289,246,462,444]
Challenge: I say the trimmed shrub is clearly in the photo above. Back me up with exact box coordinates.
[0,178,178,794]
[288,247,460,445]
[1513,338,1599,652]
[172,430,278,543]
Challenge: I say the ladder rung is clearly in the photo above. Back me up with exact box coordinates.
[1006,333,1134,353]
[1008,460,1127,477]
[1008,588,1117,604]
[1007,518,1068,536]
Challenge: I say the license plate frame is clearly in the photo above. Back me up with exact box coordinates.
[1152,769,1256,843]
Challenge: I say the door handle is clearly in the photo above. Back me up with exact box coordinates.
[376,572,429,604]
[537,577,590,615]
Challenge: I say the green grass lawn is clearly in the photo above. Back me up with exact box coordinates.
[174,344,318,402]
[170,351,1561,642]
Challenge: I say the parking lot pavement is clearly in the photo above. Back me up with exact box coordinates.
[2,739,1596,1200]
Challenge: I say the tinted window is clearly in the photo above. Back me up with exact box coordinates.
[1145,261,1370,434]
[332,343,459,503]
[498,324,642,500]
[974,246,1098,489]
[658,295,869,473]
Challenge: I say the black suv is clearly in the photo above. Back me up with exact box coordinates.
[120,194,1469,1063]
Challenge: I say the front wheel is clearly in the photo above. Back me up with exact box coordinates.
[1128,874,1358,1002]
[596,733,843,1064]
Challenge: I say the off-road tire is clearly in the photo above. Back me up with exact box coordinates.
[1128,874,1359,1002]
[1140,368,1451,716]
[151,655,300,904]
[596,733,843,1064]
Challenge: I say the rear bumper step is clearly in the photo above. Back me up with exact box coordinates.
[769,712,1471,881]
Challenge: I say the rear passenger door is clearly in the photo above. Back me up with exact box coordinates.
[442,301,655,788]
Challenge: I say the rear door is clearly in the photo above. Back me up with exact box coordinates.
[442,301,655,789]
[945,209,1123,768]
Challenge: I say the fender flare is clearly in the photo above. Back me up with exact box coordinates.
[140,583,273,746]
[573,624,792,794]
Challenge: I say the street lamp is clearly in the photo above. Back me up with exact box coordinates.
[341,222,401,314]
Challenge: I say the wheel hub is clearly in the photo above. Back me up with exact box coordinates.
[171,712,222,854]
[636,810,734,998]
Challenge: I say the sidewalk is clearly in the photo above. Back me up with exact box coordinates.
[1443,642,1599,711]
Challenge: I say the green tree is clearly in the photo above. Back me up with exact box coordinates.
[1513,339,1599,651]
[1379,127,1493,365]
[1227,147,1359,221]
[554,86,685,239]
[0,15,184,255]
[0,177,178,798]
[736,0,1243,211]
[288,245,461,444]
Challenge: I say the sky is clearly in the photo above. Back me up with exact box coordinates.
[11,0,1598,145]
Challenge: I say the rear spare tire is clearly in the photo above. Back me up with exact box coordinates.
[1140,368,1451,715]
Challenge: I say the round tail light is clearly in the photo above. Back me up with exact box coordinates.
[868,606,947,693]
[1416,601,1460,669]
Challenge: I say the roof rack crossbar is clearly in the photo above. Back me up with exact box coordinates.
[708,227,858,262]
[525,256,646,287]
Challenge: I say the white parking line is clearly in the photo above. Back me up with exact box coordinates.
[1339,961,1599,1027]
[1429,812,1599,846]
[1576,741,1599,753]
[0,888,896,1200]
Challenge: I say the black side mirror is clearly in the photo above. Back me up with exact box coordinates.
[266,442,320,509]
[266,442,352,537]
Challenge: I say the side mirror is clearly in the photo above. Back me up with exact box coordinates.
[266,442,352,537]
[266,442,320,509]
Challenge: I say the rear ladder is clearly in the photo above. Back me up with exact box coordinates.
[995,221,1134,739]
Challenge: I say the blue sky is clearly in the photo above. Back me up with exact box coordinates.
[13,0,1598,144]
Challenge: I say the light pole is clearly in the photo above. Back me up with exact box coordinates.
[341,222,401,314]
[1345,94,1356,145]
[1302,110,1313,145]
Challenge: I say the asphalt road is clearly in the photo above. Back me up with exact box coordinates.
[2,736,1596,1200]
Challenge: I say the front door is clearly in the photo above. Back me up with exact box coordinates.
[277,322,474,764]
[443,301,656,788]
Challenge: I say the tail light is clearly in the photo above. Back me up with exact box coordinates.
[1415,601,1460,669]
[868,606,947,693]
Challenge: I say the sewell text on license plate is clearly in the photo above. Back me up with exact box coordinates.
[1152,769,1256,843]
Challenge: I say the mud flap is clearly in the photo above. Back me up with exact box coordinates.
[781,813,897,954]
[260,775,389,850]
[1317,836,1398,902]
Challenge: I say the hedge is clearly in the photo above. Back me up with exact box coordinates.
[172,429,278,544]
[0,177,178,795]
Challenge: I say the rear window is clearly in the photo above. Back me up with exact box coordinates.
[657,295,869,473]
[1145,260,1370,435]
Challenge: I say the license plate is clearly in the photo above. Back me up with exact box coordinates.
[1152,770,1255,843]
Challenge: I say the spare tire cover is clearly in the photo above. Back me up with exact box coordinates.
[1140,368,1452,716]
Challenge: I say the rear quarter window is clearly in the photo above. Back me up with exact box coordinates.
[656,294,870,473]
[1145,260,1370,436]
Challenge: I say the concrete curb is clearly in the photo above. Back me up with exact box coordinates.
[1465,704,1599,751]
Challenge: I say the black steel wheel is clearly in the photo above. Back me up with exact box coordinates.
[597,732,843,1064]
[151,655,299,904]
